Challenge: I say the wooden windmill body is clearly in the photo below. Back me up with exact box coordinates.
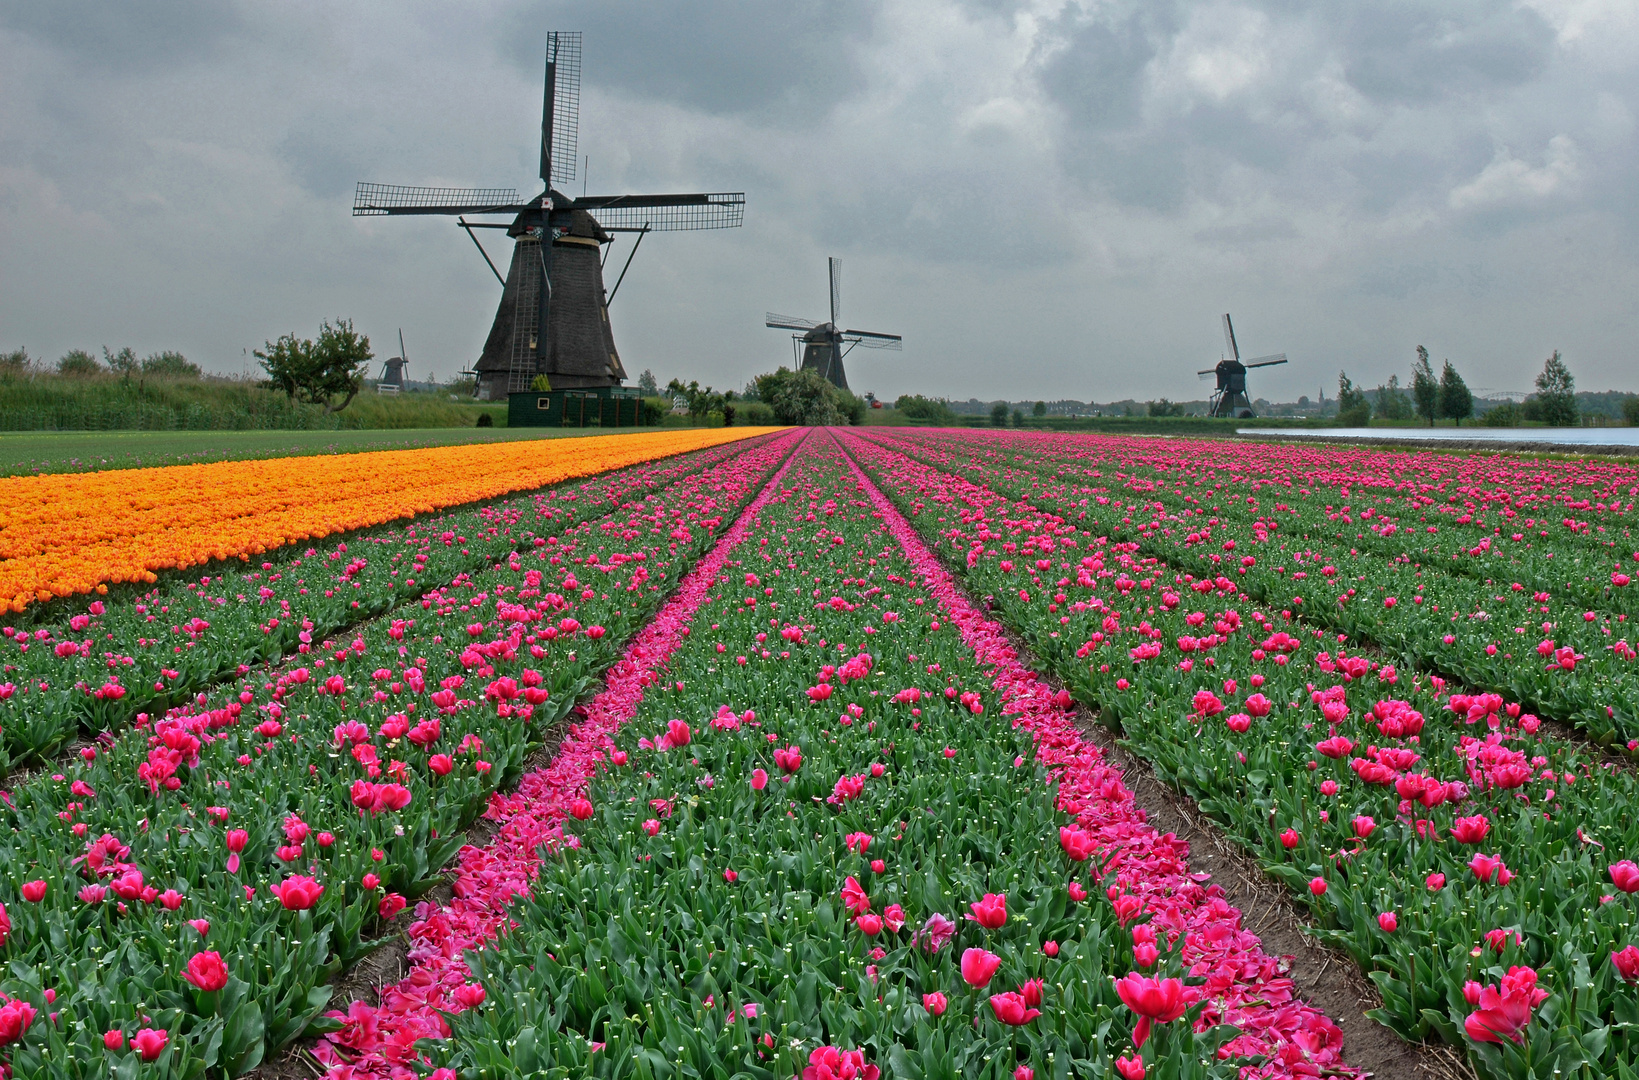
[355,32,744,401]
[765,258,901,392]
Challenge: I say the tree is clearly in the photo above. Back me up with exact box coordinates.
[1373,375,1413,421]
[637,369,658,395]
[1438,360,1473,425]
[1531,350,1577,426]
[1623,396,1639,426]
[530,374,552,391]
[142,351,201,379]
[0,348,32,375]
[1411,346,1438,426]
[989,401,1008,427]
[1147,398,1184,417]
[1032,400,1046,417]
[58,349,102,376]
[894,394,957,424]
[753,367,849,425]
[102,346,139,379]
[256,319,373,413]
[1336,372,1372,426]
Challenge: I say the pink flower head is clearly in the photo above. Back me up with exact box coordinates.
[1059,826,1096,862]
[923,991,947,1016]
[1450,815,1491,844]
[1612,946,1639,983]
[801,1047,879,1080]
[988,991,1040,1026]
[1114,973,1191,1048]
[1470,853,1513,885]
[960,947,1003,988]
[841,876,871,916]
[915,912,956,953]
[183,951,229,992]
[132,1027,168,1061]
[1612,861,1639,893]
[967,892,1007,929]
[271,875,324,911]
[1463,966,1547,1044]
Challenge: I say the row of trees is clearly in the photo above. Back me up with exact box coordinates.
[1,346,201,380]
[4,319,375,417]
[1338,348,1580,427]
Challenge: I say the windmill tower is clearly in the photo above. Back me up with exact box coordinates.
[355,32,745,402]
[765,258,901,391]
[377,329,409,394]
[1198,313,1287,418]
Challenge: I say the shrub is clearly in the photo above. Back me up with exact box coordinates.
[0,348,31,375]
[1482,402,1522,427]
[753,367,849,426]
[893,395,957,424]
[475,413,494,427]
[737,400,775,426]
[141,351,201,379]
[58,350,102,377]
[1624,396,1639,427]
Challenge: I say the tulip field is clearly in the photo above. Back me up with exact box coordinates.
[3,426,1639,1079]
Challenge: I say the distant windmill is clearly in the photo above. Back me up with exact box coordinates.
[355,31,745,401]
[377,329,409,394]
[1198,314,1287,418]
[765,258,901,391]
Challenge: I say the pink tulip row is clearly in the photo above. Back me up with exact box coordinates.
[312,429,1355,1079]
[314,440,806,1076]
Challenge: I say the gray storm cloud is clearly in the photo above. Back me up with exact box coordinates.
[1,0,1634,403]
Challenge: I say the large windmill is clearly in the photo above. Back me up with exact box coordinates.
[765,258,901,391]
[355,31,745,403]
[1198,313,1287,418]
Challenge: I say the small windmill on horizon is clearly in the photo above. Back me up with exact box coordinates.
[765,258,901,392]
[1199,313,1288,418]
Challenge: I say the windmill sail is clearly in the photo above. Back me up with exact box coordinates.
[1205,314,1288,417]
[355,30,743,401]
[766,256,901,392]
[354,184,522,215]
[542,31,581,185]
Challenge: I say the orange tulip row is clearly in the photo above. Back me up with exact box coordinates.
[0,428,780,613]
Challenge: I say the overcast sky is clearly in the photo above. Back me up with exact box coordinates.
[2,0,1635,403]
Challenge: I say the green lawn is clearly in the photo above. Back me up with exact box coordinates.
[0,426,696,477]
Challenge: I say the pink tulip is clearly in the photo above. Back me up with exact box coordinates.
[960,947,1002,988]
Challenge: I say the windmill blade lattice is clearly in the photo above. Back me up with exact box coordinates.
[544,31,581,185]
[354,183,521,216]
[587,193,745,232]
[829,258,841,326]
